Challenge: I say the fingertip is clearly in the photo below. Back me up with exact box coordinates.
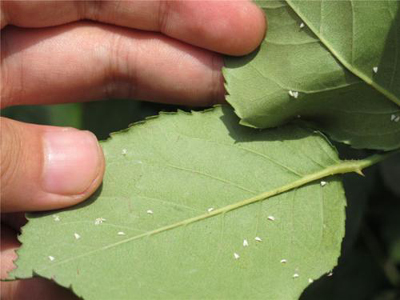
[41,128,105,208]
[1,119,105,212]
[43,130,102,194]
[223,1,267,56]
[165,1,267,57]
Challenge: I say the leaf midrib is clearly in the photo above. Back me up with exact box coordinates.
[34,155,384,273]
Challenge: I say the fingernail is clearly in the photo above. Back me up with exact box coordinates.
[43,129,101,195]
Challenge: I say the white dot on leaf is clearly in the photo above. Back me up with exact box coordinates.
[94,217,106,225]
[117,231,125,236]
[255,237,262,242]
[234,253,240,260]
[243,239,249,247]
[146,210,153,215]
[267,216,275,221]
[293,273,299,278]
[48,256,55,261]
[289,90,299,98]
[280,259,287,264]
[74,233,81,240]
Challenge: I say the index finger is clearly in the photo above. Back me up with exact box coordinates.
[1,0,266,56]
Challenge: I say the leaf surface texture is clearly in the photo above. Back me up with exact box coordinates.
[12,107,346,300]
[224,0,400,150]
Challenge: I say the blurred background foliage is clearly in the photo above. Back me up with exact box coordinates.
[1,100,400,300]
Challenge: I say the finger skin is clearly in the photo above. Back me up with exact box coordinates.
[1,118,105,212]
[1,0,266,56]
[1,22,225,108]
[0,225,78,299]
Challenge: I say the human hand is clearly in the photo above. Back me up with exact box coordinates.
[0,1,266,298]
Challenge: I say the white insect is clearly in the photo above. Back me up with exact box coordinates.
[117,231,126,236]
[48,256,55,261]
[234,253,240,260]
[267,216,275,221]
[289,90,299,99]
[122,149,127,155]
[327,271,333,277]
[146,210,153,215]
[53,215,60,222]
[320,181,327,187]
[373,66,378,73]
[395,116,400,122]
[94,217,106,225]
[74,233,81,240]
[280,259,287,264]
[293,273,300,278]
[299,22,305,29]
[207,207,214,213]
[308,278,314,283]
[243,239,249,247]
[255,237,262,242]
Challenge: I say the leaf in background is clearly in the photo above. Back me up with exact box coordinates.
[380,154,400,197]
[224,0,400,150]
[11,106,350,300]
[81,100,164,141]
[1,103,82,128]
[379,200,400,265]
[301,248,387,300]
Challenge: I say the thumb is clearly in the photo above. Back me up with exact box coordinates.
[1,117,105,212]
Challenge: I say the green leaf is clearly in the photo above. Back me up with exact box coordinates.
[1,103,82,128]
[10,107,383,299]
[287,0,400,106]
[223,0,400,150]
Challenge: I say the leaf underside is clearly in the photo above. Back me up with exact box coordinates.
[12,107,346,300]
[287,0,400,105]
[224,0,400,150]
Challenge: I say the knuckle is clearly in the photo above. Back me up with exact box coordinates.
[80,0,104,21]
[0,63,10,109]
[0,1,8,28]
[103,31,138,100]
[1,36,12,108]
[208,54,225,106]
[1,32,26,108]
[158,1,171,33]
